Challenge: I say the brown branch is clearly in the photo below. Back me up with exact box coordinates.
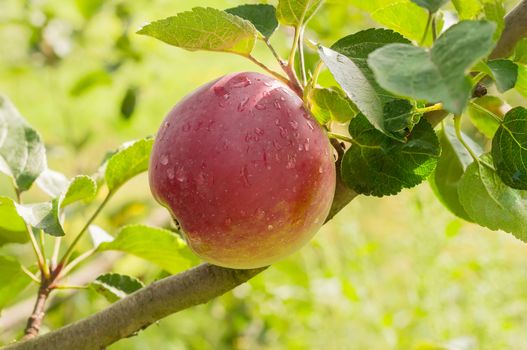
[21,286,50,340]
[5,2,527,349]
[490,0,527,59]
[4,265,265,350]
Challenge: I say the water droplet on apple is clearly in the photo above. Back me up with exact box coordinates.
[279,127,288,138]
[305,120,315,130]
[238,97,250,112]
[304,138,310,151]
[280,96,286,101]
[273,100,282,110]
[286,155,296,169]
[182,122,192,132]
[232,77,252,88]
[213,85,227,97]
[272,140,282,150]
[175,167,186,182]
[160,155,169,165]
[256,208,265,218]
[263,82,272,87]
[224,218,232,225]
[319,166,323,174]
[240,166,251,187]
[254,127,264,136]
[255,103,266,110]
[267,224,274,230]
[274,119,280,126]
[289,120,299,130]
[167,168,175,180]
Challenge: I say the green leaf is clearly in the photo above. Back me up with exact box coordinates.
[429,123,482,221]
[321,29,411,138]
[516,64,527,98]
[0,95,46,192]
[452,0,482,19]
[483,0,505,40]
[60,175,97,208]
[307,87,357,124]
[410,0,449,13]
[225,4,278,38]
[276,0,322,27]
[120,86,138,121]
[99,225,195,274]
[90,273,144,303]
[341,115,440,196]
[104,138,154,192]
[458,154,527,242]
[368,20,496,115]
[70,70,112,96]
[383,99,416,136]
[0,196,28,246]
[36,169,69,197]
[0,255,31,311]
[514,38,527,65]
[492,107,527,190]
[371,1,438,45]
[330,29,410,139]
[487,59,519,93]
[137,7,257,57]
[16,199,64,237]
[467,96,503,138]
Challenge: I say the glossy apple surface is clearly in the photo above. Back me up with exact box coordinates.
[149,72,336,269]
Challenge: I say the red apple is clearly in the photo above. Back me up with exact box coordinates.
[149,72,336,269]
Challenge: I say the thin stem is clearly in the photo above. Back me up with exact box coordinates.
[468,101,502,122]
[416,103,443,114]
[38,229,50,276]
[247,55,289,83]
[298,26,307,86]
[60,248,97,278]
[454,115,479,161]
[264,39,287,71]
[51,237,62,269]
[54,285,88,290]
[288,26,302,68]
[21,265,41,284]
[327,132,354,144]
[15,189,47,278]
[60,192,113,267]
[311,61,324,88]
[420,11,433,45]
[472,72,487,86]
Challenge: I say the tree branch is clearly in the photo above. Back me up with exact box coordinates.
[21,287,50,340]
[5,2,527,349]
[490,0,527,59]
[4,265,265,350]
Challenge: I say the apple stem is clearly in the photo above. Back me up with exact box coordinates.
[247,54,302,95]
[298,26,307,86]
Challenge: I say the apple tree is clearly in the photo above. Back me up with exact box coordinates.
[1,0,527,348]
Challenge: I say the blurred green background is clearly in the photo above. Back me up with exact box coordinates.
[1,0,527,349]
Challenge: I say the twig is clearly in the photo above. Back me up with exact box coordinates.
[60,192,113,267]
[21,286,50,340]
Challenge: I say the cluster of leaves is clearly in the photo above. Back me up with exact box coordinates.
[136,0,527,242]
[0,95,197,311]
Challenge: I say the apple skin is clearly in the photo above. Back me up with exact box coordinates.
[149,72,336,269]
